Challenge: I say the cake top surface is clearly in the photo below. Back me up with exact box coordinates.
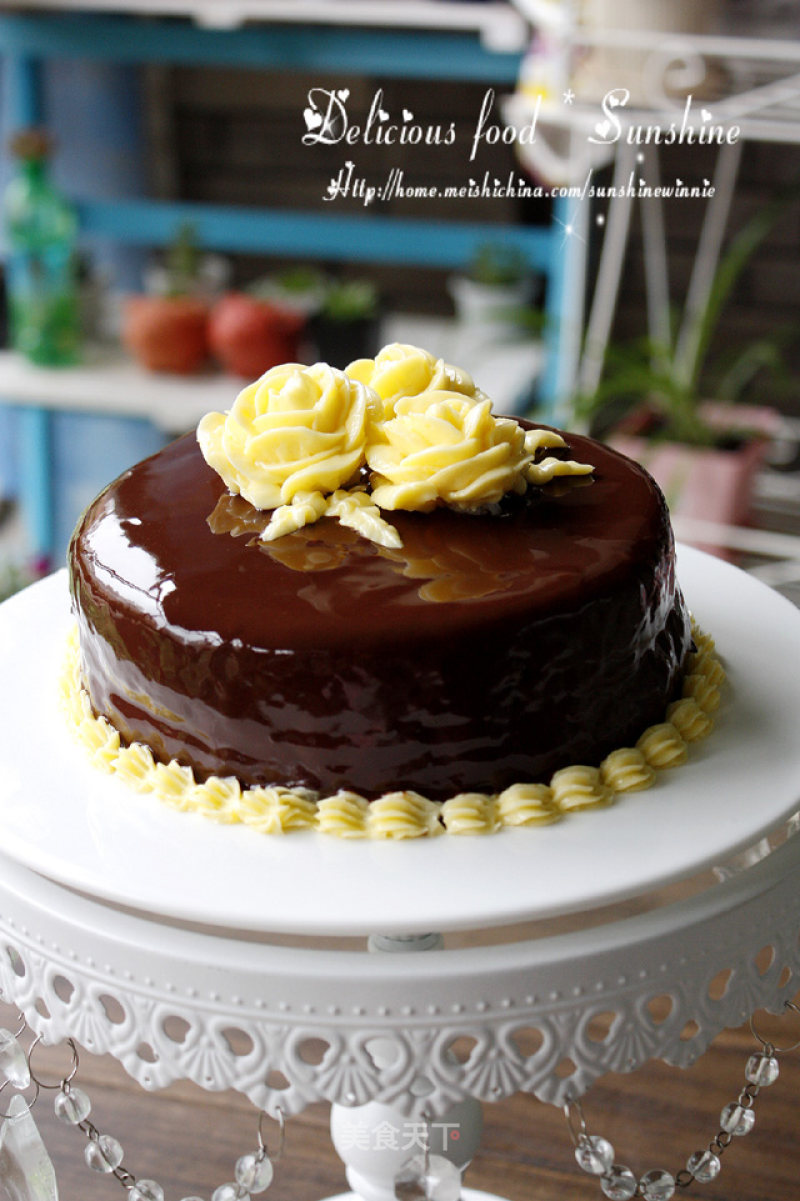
[73,342,673,650]
[73,422,669,649]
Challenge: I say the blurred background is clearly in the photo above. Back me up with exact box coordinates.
[1,0,800,592]
[1,7,800,1201]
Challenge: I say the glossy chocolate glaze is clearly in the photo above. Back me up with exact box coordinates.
[69,428,692,800]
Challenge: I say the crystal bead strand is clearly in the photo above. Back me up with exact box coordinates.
[564,999,799,1198]
[53,1083,283,1201]
[18,1029,286,1201]
[52,1081,283,1200]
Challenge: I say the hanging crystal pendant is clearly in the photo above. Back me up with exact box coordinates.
[395,1158,430,1201]
[235,1152,274,1193]
[84,1134,124,1173]
[601,1164,638,1200]
[0,1093,59,1201]
[394,1153,462,1201]
[423,1154,462,1201]
[575,1134,615,1175]
[0,1028,31,1089]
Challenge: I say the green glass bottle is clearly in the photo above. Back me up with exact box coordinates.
[4,128,80,366]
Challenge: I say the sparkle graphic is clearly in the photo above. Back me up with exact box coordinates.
[554,215,586,249]
[563,88,576,105]
[554,169,593,249]
[596,213,606,226]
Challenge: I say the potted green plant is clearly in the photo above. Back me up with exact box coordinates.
[449,242,536,334]
[122,223,215,374]
[309,277,380,368]
[575,193,792,539]
[267,265,329,318]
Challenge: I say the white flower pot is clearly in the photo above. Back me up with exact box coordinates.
[448,275,530,331]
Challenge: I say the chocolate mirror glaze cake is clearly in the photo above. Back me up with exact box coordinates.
[69,424,692,802]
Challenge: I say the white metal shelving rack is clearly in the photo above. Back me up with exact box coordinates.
[504,19,800,583]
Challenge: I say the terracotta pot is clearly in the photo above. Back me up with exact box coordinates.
[609,404,779,559]
[209,293,305,378]
[122,295,210,374]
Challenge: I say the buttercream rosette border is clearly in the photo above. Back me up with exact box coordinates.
[61,624,724,839]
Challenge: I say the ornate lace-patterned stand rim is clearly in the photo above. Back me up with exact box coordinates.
[0,823,798,1118]
[1,547,800,937]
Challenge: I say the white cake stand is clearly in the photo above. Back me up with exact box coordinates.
[1,546,799,1201]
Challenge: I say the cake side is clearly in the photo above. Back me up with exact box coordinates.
[60,622,721,837]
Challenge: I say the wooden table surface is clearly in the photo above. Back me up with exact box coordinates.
[2,993,799,1201]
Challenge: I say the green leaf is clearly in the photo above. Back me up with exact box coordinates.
[573,177,800,443]
[683,183,798,394]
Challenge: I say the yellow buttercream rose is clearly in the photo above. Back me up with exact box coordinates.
[198,344,593,550]
[197,361,381,511]
[347,342,481,419]
[367,391,532,512]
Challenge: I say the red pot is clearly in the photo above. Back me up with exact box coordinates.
[123,295,210,374]
[209,293,305,378]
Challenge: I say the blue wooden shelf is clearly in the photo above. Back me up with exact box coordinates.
[75,197,558,271]
[0,12,522,82]
[0,8,575,561]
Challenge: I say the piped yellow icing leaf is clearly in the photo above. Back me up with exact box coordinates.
[263,491,328,542]
[325,489,402,549]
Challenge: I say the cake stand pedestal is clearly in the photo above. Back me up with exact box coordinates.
[1,548,800,1200]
